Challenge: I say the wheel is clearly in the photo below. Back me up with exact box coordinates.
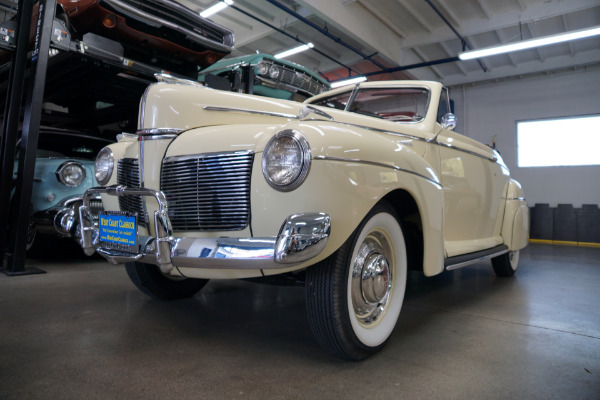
[305,203,407,360]
[492,250,520,277]
[22,204,56,258]
[125,262,208,300]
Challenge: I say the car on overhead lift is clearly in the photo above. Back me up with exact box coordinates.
[0,0,235,77]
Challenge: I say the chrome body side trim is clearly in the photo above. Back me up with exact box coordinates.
[202,106,299,120]
[445,247,509,271]
[79,185,331,273]
[314,155,441,186]
[136,128,181,138]
[436,141,498,163]
[335,122,428,142]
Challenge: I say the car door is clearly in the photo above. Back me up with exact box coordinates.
[435,95,509,257]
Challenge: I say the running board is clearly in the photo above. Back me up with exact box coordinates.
[445,245,509,271]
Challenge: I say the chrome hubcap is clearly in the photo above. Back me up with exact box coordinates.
[351,232,393,325]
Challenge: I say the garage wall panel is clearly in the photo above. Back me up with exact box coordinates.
[450,65,600,207]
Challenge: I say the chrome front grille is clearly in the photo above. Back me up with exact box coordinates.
[117,158,147,226]
[88,198,104,219]
[161,152,254,231]
[274,61,329,95]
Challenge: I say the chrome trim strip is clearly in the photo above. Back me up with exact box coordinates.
[163,150,253,164]
[138,135,178,141]
[203,106,299,120]
[336,122,428,142]
[436,141,498,163]
[314,155,440,186]
[507,197,526,201]
[154,73,204,87]
[136,128,182,136]
[446,249,509,271]
[138,141,150,226]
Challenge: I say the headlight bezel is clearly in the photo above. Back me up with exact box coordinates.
[257,60,269,76]
[262,130,311,192]
[95,147,114,186]
[56,161,86,187]
[268,64,280,79]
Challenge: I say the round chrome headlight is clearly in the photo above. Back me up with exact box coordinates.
[56,161,86,187]
[257,61,269,76]
[268,65,280,79]
[262,130,311,192]
[95,147,114,186]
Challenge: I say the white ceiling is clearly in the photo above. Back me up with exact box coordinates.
[179,0,600,86]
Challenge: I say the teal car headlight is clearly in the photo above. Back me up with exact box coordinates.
[95,147,114,186]
[56,161,86,187]
[262,130,311,192]
[268,65,280,79]
[257,61,269,76]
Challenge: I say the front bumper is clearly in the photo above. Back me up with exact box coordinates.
[79,185,331,274]
[34,196,102,237]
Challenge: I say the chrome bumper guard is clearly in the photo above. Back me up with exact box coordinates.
[79,185,331,274]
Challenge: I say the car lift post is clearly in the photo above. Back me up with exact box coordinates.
[0,0,33,269]
[1,0,56,275]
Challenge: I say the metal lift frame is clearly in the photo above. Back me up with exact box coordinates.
[1,0,56,275]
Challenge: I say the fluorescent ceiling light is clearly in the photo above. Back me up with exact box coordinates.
[200,0,233,18]
[459,25,600,60]
[274,42,314,59]
[330,76,367,88]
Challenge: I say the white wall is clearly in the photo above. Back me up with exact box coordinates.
[450,65,600,207]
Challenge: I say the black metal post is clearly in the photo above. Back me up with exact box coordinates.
[0,0,33,267]
[242,64,255,94]
[2,0,56,275]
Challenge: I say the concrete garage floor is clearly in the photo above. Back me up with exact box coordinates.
[0,243,599,399]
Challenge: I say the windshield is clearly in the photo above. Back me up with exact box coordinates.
[309,86,430,122]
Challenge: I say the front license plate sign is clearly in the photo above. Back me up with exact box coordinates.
[99,211,138,253]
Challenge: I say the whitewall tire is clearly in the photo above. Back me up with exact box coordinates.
[306,203,407,360]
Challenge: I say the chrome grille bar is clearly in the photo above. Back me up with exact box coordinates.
[116,158,147,226]
[161,151,254,231]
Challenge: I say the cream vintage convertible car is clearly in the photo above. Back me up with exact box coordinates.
[75,75,529,360]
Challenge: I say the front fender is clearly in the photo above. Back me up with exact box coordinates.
[166,121,445,276]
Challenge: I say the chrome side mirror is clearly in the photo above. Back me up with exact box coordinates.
[441,113,456,130]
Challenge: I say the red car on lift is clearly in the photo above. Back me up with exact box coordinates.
[1,0,235,75]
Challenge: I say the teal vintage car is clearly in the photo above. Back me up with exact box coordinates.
[198,53,330,101]
[12,128,111,256]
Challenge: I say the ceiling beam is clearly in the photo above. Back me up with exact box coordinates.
[446,51,600,86]
[294,0,425,70]
[402,0,600,48]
